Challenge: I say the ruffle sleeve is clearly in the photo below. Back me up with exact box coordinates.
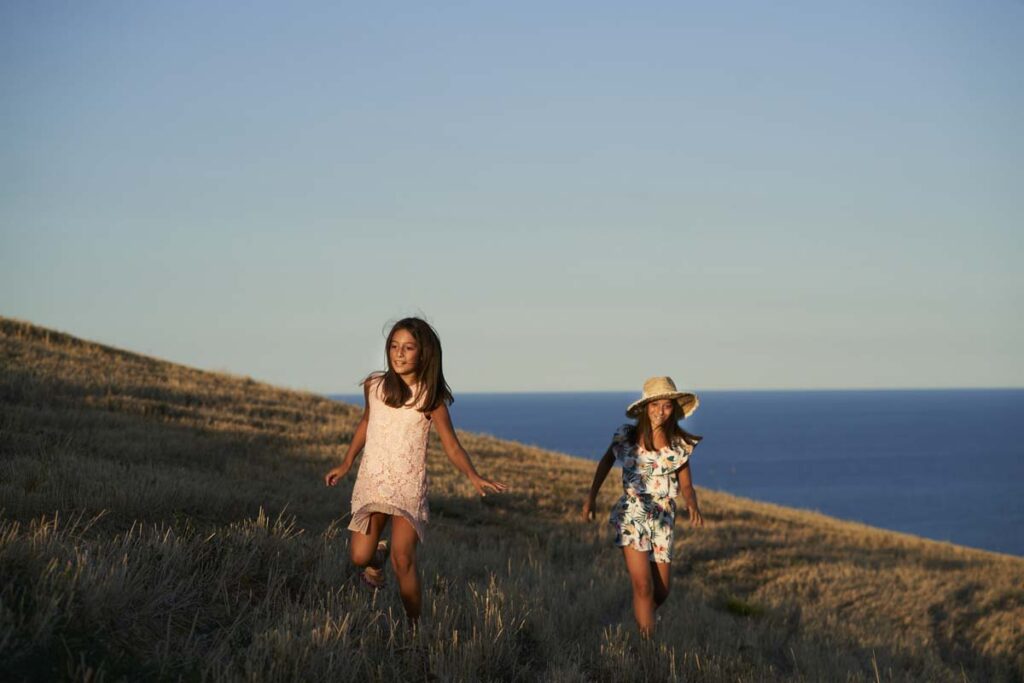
[648,441,694,476]
[610,424,634,465]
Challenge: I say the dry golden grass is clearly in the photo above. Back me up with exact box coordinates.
[1,316,1022,682]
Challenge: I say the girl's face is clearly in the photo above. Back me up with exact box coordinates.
[389,328,420,381]
[646,399,675,430]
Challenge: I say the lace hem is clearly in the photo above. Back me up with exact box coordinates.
[349,503,427,542]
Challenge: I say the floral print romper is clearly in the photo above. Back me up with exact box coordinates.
[608,424,694,563]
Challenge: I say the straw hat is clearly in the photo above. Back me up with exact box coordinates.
[626,376,699,419]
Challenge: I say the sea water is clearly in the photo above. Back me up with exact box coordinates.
[330,389,1024,556]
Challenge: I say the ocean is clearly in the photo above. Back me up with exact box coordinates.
[329,389,1024,557]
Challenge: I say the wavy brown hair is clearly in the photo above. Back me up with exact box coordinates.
[633,404,702,452]
[363,317,453,413]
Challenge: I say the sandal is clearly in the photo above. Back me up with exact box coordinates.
[359,540,389,590]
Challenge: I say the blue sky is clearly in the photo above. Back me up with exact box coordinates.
[2,1,1021,392]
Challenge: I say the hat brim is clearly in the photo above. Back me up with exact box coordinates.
[626,392,699,419]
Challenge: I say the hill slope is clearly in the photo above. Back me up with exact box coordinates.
[1,317,1022,682]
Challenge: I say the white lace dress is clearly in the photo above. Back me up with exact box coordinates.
[348,376,432,541]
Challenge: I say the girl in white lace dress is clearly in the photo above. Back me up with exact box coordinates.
[324,318,505,621]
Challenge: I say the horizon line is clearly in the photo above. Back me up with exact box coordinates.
[325,386,1024,395]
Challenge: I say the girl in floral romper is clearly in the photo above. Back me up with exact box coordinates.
[324,317,506,622]
[583,376,704,637]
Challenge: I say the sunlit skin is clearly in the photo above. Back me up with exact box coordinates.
[647,397,675,431]
[323,327,506,622]
[582,398,704,637]
[387,328,420,384]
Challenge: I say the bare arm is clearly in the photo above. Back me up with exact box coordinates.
[582,445,616,521]
[676,462,704,527]
[431,403,507,496]
[324,382,372,486]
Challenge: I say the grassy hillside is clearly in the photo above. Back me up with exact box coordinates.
[1,317,1022,682]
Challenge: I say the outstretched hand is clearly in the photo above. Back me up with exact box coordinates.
[471,475,507,497]
[324,463,351,487]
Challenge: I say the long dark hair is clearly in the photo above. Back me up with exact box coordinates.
[363,317,453,413]
[633,404,702,452]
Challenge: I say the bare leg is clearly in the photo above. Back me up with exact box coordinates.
[350,512,389,568]
[390,516,422,621]
[651,561,671,608]
[622,546,656,637]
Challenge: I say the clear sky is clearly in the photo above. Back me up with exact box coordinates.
[2,1,1021,392]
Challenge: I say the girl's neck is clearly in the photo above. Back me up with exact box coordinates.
[395,371,419,387]
[649,425,670,450]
